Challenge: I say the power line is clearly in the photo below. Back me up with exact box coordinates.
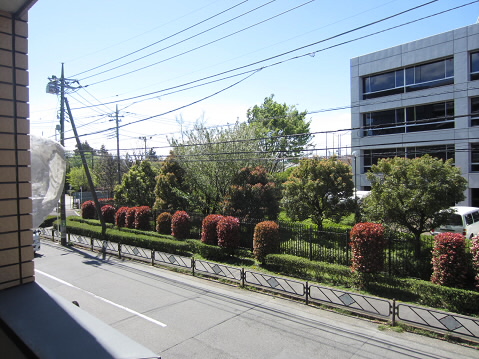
[71,0,251,78]
[81,0,315,86]
[71,0,462,111]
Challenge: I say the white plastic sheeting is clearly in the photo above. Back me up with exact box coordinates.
[30,135,66,228]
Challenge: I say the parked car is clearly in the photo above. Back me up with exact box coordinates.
[431,206,479,239]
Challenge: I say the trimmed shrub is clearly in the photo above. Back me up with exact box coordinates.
[217,216,240,249]
[350,222,386,274]
[187,239,228,261]
[201,214,223,245]
[115,207,129,227]
[431,232,468,288]
[101,205,116,224]
[81,200,96,219]
[253,221,279,263]
[125,207,137,229]
[172,210,190,239]
[156,212,172,234]
[135,206,151,231]
[472,236,479,289]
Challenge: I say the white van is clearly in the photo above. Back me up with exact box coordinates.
[432,206,479,239]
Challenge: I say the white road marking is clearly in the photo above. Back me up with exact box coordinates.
[35,269,167,328]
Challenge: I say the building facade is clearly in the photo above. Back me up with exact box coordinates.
[351,23,479,206]
[0,1,36,290]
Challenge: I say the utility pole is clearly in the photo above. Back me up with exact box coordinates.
[109,105,123,185]
[46,64,81,246]
[139,136,152,160]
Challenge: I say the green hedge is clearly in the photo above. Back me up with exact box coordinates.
[264,253,479,315]
[64,217,191,256]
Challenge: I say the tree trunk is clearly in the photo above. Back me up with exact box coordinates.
[413,232,422,258]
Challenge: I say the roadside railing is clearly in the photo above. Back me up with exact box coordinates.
[41,228,479,343]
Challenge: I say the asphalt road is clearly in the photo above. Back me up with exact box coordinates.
[34,241,478,359]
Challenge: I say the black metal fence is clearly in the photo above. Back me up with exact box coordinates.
[153,210,435,280]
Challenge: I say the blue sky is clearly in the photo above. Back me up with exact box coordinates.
[27,0,479,157]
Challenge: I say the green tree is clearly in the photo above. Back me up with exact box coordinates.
[170,121,274,214]
[282,156,354,228]
[93,145,118,193]
[67,166,94,191]
[362,155,467,256]
[247,95,312,171]
[223,166,281,220]
[153,152,190,211]
[224,166,281,220]
[114,160,158,207]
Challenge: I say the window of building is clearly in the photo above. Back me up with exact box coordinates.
[471,143,479,171]
[405,101,454,132]
[471,51,479,80]
[362,101,454,137]
[362,108,405,136]
[363,145,454,173]
[471,97,479,126]
[362,58,454,100]
[405,58,454,92]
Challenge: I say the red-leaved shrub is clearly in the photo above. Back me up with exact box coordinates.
[201,214,223,245]
[115,207,129,227]
[125,207,137,229]
[431,232,467,288]
[156,212,172,234]
[171,211,190,239]
[472,236,479,289]
[253,221,279,263]
[135,206,151,231]
[350,222,386,274]
[101,205,116,224]
[81,200,96,219]
[217,216,240,249]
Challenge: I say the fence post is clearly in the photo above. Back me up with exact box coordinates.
[388,234,392,276]
[151,250,155,265]
[241,268,245,287]
[391,298,396,326]
[191,257,195,276]
[305,281,309,305]
[309,225,313,261]
[51,228,55,242]
[346,230,350,265]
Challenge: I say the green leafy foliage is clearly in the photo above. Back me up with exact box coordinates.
[115,207,128,227]
[172,210,190,239]
[101,205,116,224]
[253,221,279,263]
[114,160,158,207]
[362,155,467,256]
[170,121,273,214]
[156,212,172,234]
[247,95,312,171]
[153,152,190,211]
[431,232,468,288]
[81,200,96,219]
[223,166,281,220]
[217,216,240,249]
[201,214,223,245]
[68,166,95,191]
[282,156,354,228]
[350,222,386,274]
